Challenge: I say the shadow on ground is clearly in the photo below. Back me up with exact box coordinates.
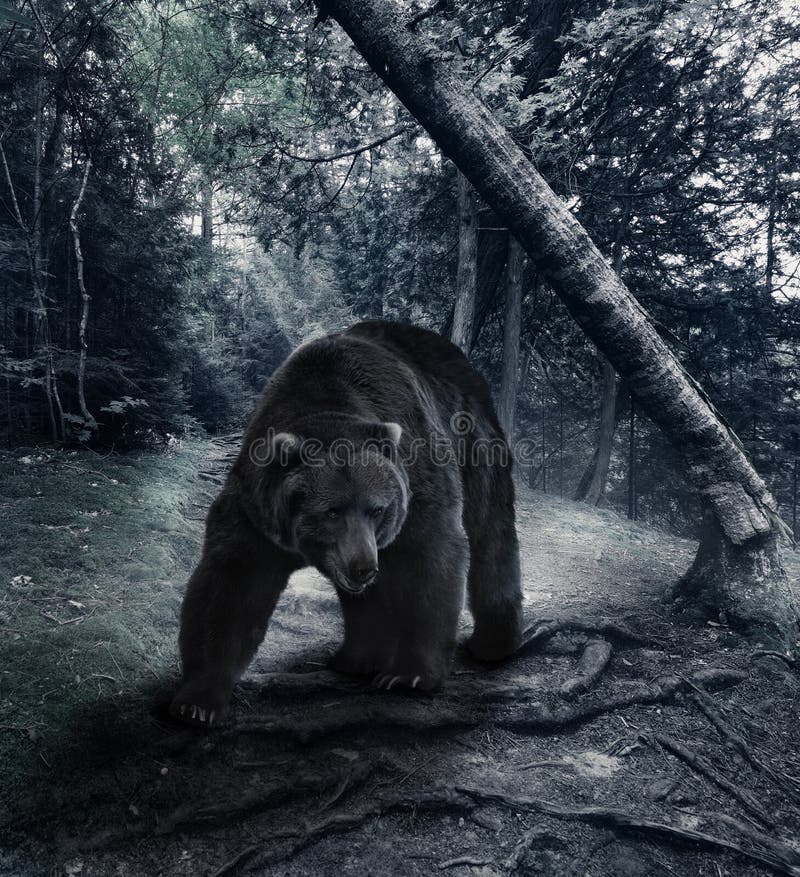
[1,441,799,877]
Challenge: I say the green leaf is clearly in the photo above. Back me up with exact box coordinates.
[0,4,35,28]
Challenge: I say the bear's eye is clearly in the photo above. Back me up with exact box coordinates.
[369,505,385,518]
[326,508,341,520]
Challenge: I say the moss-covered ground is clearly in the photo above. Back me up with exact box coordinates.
[0,442,208,870]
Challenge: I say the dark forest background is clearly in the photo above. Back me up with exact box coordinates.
[2,0,799,539]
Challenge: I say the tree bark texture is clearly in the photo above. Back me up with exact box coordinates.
[497,236,524,439]
[516,0,576,100]
[450,172,479,354]
[314,0,797,642]
[69,159,97,432]
[201,176,214,246]
[574,356,617,506]
[575,215,628,505]
[441,229,507,347]
[32,30,61,443]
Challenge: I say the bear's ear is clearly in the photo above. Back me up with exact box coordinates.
[369,421,402,461]
[270,431,302,467]
[381,422,403,447]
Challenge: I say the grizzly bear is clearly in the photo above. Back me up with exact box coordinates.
[171,321,523,725]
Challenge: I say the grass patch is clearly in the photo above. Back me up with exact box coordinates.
[0,441,207,832]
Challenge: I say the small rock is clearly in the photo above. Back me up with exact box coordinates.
[471,810,503,832]
[646,777,677,801]
[667,789,698,806]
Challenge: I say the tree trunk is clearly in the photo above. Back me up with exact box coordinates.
[497,236,524,439]
[575,214,628,505]
[201,176,214,246]
[30,28,62,443]
[69,159,97,433]
[627,396,637,520]
[516,0,575,101]
[574,356,617,506]
[441,229,507,346]
[315,0,797,644]
[450,172,479,354]
[765,145,777,299]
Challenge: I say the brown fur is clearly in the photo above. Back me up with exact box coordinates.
[170,321,523,725]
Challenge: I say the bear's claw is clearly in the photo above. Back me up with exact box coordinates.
[171,700,218,726]
[373,673,424,691]
[170,678,228,726]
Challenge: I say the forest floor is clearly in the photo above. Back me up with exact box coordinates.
[1,438,799,877]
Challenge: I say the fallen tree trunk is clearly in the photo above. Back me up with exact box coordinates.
[312,0,797,644]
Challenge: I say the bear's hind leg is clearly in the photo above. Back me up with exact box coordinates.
[464,479,524,662]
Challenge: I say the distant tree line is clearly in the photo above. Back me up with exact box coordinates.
[1,0,799,540]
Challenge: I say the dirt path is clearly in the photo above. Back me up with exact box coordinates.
[1,440,799,877]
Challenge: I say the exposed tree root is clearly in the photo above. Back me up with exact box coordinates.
[501,826,554,874]
[456,787,800,877]
[211,788,476,877]
[751,649,797,669]
[243,670,547,704]
[559,639,613,699]
[78,761,372,850]
[228,669,746,743]
[519,617,666,653]
[228,699,468,742]
[438,854,492,869]
[211,782,800,877]
[158,760,371,836]
[668,519,797,648]
[240,670,368,697]
[689,688,800,803]
[655,733,773,827]
[688,668,750,689]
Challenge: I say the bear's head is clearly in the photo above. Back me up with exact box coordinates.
[248,415,411,594]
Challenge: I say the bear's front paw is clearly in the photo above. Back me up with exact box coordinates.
[329,646,379,677]
[170,678,230,727]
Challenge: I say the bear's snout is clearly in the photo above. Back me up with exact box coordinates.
[348,563,378,587]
